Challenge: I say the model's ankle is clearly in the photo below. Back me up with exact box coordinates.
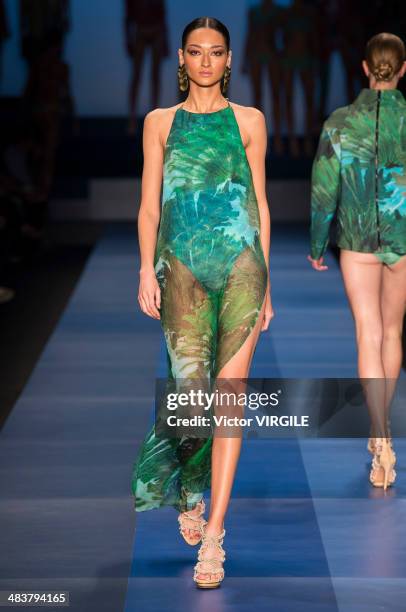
[205,520,224,534]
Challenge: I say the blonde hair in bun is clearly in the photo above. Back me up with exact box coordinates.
[366,32,405,82]
[373,61,395,81]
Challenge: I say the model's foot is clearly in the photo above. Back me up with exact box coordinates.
[194,522,225,584]
[178,500,205,543]
[368,436,395,456]
[369,438,396,489]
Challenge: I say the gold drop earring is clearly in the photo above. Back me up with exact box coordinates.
[177,64,189,92]
[222,65,231,94]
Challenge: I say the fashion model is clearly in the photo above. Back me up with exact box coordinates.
[309,32,406,490]
[131,17,273,588]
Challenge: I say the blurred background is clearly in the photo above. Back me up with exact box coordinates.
[0,0,405,423]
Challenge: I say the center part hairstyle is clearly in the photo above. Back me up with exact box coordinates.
[181,16,230,51]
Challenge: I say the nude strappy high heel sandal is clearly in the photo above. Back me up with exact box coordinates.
[367,436,376,454]
[367,420,394,456]
[368,436,396,462]
[369,438,397,490]
[178,499,207,545]
[193,523,226,589]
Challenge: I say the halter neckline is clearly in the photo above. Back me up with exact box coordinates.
[179,98,231,116]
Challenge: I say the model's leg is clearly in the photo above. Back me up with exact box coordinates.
[194,245,267,583]
[340,249,384,377]
[208,294,266,521]
[381,255,406,434]
[381,255,406,378]
[339,250,388,437]
[160,254,217,539]
[132,252,215,529]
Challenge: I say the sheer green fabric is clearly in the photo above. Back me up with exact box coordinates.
[131,102,268,512]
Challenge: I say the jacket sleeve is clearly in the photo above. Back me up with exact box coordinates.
[310,121,341,260]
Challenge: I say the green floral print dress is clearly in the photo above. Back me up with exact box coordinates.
[131,100,268,513]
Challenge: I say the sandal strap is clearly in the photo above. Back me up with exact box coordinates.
[195,558,224,568]
[197,526,226,561]
[374,442,396,464]
[179,499,205,520]
[370,466,396,484]
[198,550,226,563]
[200,525,226,541]
[370,448,396,484]
[201,535,225,547]
[178,499,206,526]
[198,540,226,560]
[178,513,204,525]
[178,518,207,535]
[178,501,207,542]
[194,560,224,580]
[193,525,226,583]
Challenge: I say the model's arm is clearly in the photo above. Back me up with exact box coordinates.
[309,121,341,269]
[137,110,163,319]
[244,107,274,328]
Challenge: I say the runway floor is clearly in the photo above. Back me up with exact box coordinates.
[0,223,405,612]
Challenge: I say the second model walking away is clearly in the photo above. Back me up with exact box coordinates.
[309,32,406,491]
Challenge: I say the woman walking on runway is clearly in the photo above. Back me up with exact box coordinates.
[132,17,273,588]
[309,33,406,490]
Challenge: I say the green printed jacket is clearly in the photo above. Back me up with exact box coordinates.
[310,88,406,259]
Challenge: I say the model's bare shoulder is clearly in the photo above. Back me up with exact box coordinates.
[229,103,265,147]
[230,102,264,121]
[143,105,183,148]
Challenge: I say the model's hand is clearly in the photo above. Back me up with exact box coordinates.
[307,254,328,271]
[138,269,161,319]
[261,290,274,331]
